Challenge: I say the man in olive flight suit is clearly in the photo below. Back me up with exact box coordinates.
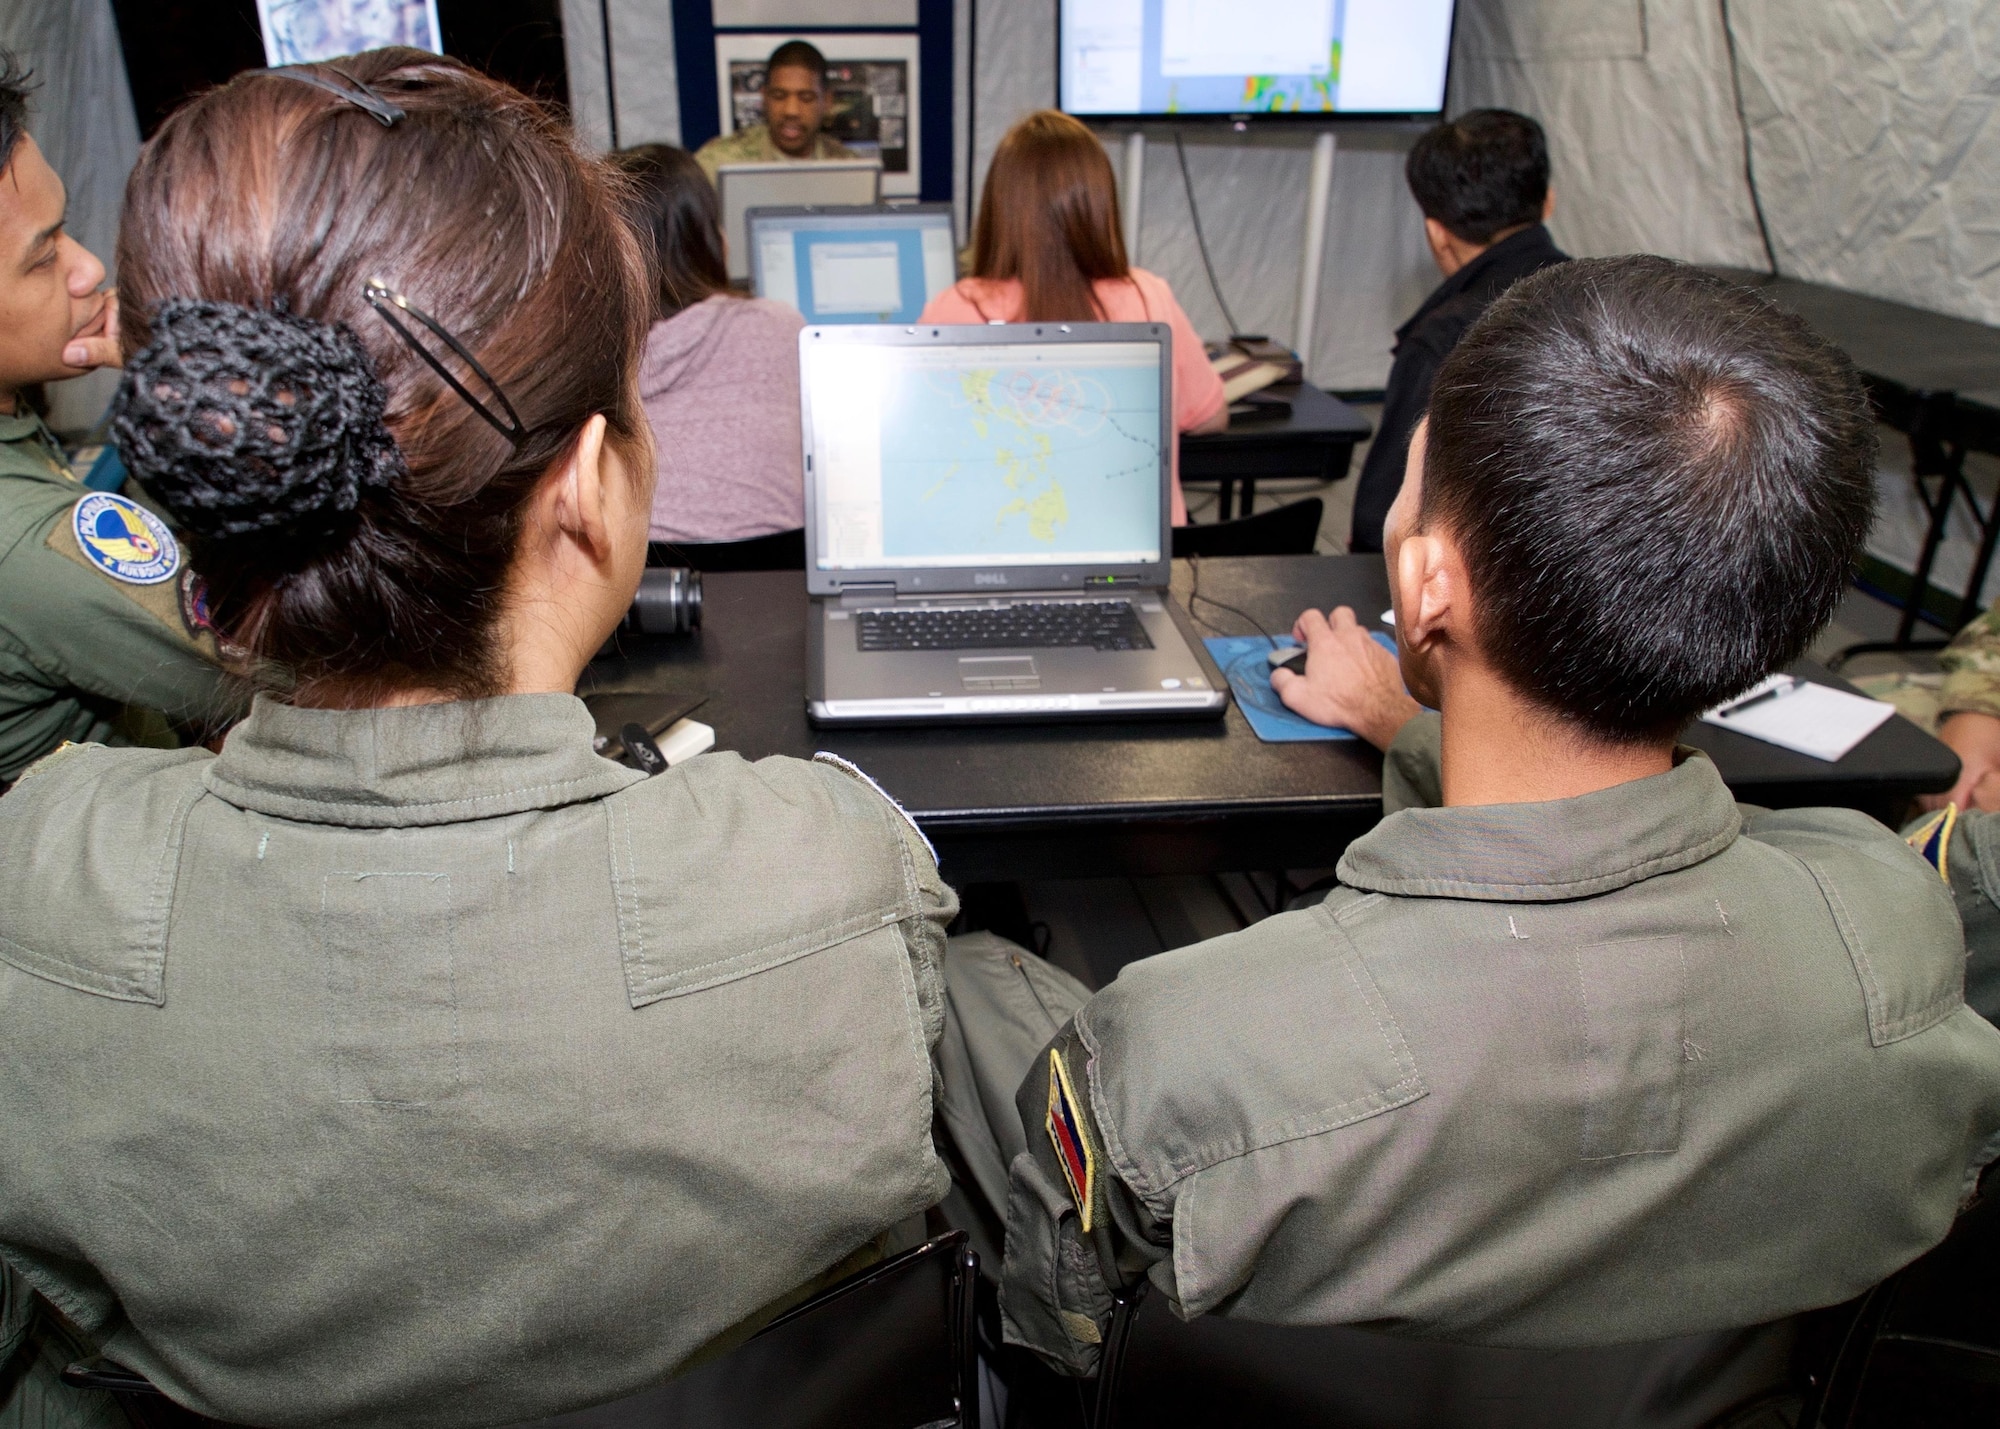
[0,53,230,789]
[939,259,2000,1417]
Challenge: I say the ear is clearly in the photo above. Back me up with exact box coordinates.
[1542,187,1556,222]
[542,414,615,566]
[1392,528,1458,654]
[1423,216,1451,258]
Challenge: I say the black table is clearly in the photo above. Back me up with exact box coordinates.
[1179,384,1373,521]
[1712,270,2000,650]
[583,556,1959,884]
[1711,270,2000,395]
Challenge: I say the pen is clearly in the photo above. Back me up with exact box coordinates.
[1718,677,1798,719]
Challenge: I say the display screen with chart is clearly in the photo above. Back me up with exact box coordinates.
[805,339,1167,570]
[1060,0,1455,118]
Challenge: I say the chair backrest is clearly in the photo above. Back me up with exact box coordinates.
[1088,1286,1803,1429]
[649,528,807,573]
[1171,499,1323,559]
[66,1232,978,1429]
[1801,1179,2000,1428]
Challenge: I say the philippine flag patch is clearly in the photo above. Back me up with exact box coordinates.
[1905,803,1957,883]
[1045,1047,1096,1232]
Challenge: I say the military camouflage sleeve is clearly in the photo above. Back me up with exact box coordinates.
[1940,607,2000,720]
[1000,1022,1170,1376]
[1904,805,2000,1024]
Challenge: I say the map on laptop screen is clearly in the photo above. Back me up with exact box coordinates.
[807,339,1166,569]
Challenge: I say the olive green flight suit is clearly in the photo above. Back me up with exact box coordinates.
[943,713,2000,1390]
[0,411,234,783]
[0,696,956,1429]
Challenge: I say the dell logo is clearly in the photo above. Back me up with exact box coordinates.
[973,572,1009,586]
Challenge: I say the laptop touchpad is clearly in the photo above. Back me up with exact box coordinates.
[959,656,1040,690]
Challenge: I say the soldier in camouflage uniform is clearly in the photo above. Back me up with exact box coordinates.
[695,40,856,185]
[1928,605,2000,811]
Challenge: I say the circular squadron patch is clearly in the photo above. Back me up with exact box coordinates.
[72,492,179,585]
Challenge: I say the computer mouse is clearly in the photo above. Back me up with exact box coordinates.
[1267,647,1308,679]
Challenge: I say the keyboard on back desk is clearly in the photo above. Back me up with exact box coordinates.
[856,600,1155,653]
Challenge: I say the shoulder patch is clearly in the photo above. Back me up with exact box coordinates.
[1046,1047,1098,1233]
[1906,804,1957,883]
[812,751,937,864]
[70,492,179,585]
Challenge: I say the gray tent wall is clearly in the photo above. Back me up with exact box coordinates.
[1452,0,2000,328]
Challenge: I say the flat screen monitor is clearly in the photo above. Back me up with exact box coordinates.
[749,205,958,325]
[715,160,883,281]
[1059,0,1456,121]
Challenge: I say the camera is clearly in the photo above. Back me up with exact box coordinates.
[624,567,703,636]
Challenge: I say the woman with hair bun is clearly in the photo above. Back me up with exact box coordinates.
[0,51,952,1429]
[921,109,1228,525]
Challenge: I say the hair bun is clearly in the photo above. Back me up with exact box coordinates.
[111,298,408,542]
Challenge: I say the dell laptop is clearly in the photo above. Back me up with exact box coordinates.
[802,321,1227,724]
[749,203,958,325]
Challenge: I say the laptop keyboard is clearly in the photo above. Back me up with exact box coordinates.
[856,601,1155,653]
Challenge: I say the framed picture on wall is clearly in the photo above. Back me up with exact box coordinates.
[255,0,444,65]
[714,32,922,197]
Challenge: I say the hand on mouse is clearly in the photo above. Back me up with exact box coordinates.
[1271,605,1421,749]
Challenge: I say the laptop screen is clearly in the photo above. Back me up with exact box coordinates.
[751,207,958,325]
[803,333,1166,571]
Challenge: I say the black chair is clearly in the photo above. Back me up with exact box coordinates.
[1171,498,1323,558]
[648,527,806,573]
[1798,1177,2000,1427]
[1085,1279,1818,1429]
[65,1232,980,1429]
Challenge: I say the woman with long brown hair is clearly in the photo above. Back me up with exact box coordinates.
[0,51,951,1428]
[921,109,1227,524]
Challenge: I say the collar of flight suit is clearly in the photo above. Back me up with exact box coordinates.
[1337,746,1743,903]
[0,409,71,483]
[204,691,643,827]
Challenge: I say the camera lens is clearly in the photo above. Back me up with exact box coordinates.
[625,567,703,636]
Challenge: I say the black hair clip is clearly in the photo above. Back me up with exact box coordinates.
[266,66,405,126]
[363,279,527,448]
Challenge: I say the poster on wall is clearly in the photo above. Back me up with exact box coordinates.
[256,0,445,67]
[715,32,922,197]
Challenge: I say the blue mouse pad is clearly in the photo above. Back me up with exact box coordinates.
[1203,632,1399,743]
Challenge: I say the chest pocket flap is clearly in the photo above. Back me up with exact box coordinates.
[0,745,209,1005]
[605,753,920,1008]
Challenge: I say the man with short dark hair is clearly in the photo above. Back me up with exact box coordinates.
[694,39,857,184]
[1348,108,1567,553]
[941,258,2000,1392]
[0,50,230,788]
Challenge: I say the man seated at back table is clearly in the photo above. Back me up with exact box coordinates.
[1348,108,1567,554]
[936,257,2000,1394]
[694,40,857,185]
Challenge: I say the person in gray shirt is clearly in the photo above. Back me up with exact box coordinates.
[941,258,2000,1385]
[0,53,952,1429]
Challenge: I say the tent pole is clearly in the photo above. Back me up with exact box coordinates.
[1122,130,1146,267]
[1294,130,1337,372]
